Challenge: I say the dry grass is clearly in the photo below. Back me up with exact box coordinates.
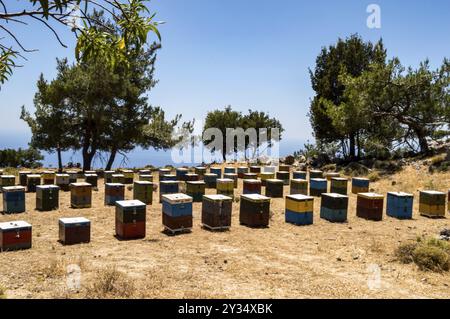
[0,285,6,299]
[396,238,450,272]
[367,171,381,182]
[85,266,135,299]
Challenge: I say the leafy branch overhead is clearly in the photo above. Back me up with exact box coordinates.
[0,0,162,86]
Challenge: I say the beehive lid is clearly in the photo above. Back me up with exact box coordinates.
[244,179,261,184]
[139,169,151,173]
[310,170,323,173]
[19,171,32,174]
[261,172,274,176]
[43,171,55,174]
[225,166,235,170]
[266,179,284,184]
[195,166,207,170]
[353,177,369,181]
[37,185,59,190]
[160,168,171,172]
[186,181,206,185]
[56,174,69,177]
[67,171,79,174]
[112,174,125,177]
[0,221,31,230]
[2,186,25,192]
[105,183,125,187]
[84,174,98,177]
[322,193,348,199]
[1,175,15,178]
[71,182,92,187]
[332,177,348,181]
[291,178,307,183]
[238,166,248,169]
[325,172,340,176]
[310,178,327,182]
[84,170,96,174]
[421,190,445,195]
[120,169,133,173]
[241,194,270,202]
[294,170,307,173]
[177,168,189,171]
[224,173,238,177]
[244,173,257,176]
[140,175,153,178]
[358,192,384,199]
[163,174,177,178]
[186,173,198,177]
[250,166,260,169]
[204,194,233,201]
[388,192,413,197]
[204,173,218,177]
[217,179,234,183]
[134,181,153,185]
[116,200,146,208]
[162,193,193,204]
[59,217,90,225]
[27,174,41,178]
[105,170,116,174]
[287,194,314,201]
[160,180,179,184]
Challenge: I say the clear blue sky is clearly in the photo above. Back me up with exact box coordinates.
[0,0,449,166]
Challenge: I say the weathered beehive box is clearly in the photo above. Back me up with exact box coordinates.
[104,171,115,183]
[419,191,446,218]
[176,168,189,181]
[249,166,261,176]
[42,171,55,185]
[260,172,275,187]
[111,174,125,184]
[56,174,70,191]
[26,174,41,192]
[210,167,222,179]
[67,171,78,184]
[1,175,15,190]
[387,192,414,220]
[0,221,32,251]
[139,174,153,182]
[19,171,31,187]
[186,181,206,202]
[276,171,290,185]
[357,193,384,221]
[0,169,3,176]
[159,168,172,179]
[185,173,199,182]
[84,174,98,187]
[310,178,327,197]
[325,172,340,181]
[105,183,125,206]
[224,167,236,174]
[194,167,207,179]
[309,170,323,179]
[159,181,179,203]
[320,193,348,223]
[2,186,26,214]
[162,194,193,233]
[290,179,308,195]
[36,185,59,211]
[330,177,348,195]
[243,179,262,195]
[223,173,238,188]
[216,179,234,198]
[84,170,96,175]
[204,173,218,188]
[352,177,370,194]
[263,166,276,174]
[160,174,177,181]
[243,173,258,180]
[279,165,291,172]
[202,195,233,230]
[115,200,146,239]
[265,179,284,198]
[139,170,151,176]
[285,194,314,226]
[237,167,249,178]
[70,182,92,208]
[121,170,134,184]
[59,217,91,245]
[133,181,153,205]
[240,194,271,228]
[293,171,307,180]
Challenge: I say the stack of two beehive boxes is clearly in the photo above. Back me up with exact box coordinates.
[239,194,271,228]
[290,179,308,195]
[133,181,153,205]
[320,193,348,223]
[243,179,261,195]
[70,183,92,208]
[115,200,146,239]
[419,191,446,218]
[202,195,233,231]
[330,178,348,195]
[105,183,125,206]
[216,179,234,199]
[36,185,59,211]
[162,194,193,233]
[357,193,384,221]
[186,181,206,202]
[285,194,314,226]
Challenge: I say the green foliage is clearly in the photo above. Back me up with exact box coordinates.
[0,148,43,168]
[396,238,450,272]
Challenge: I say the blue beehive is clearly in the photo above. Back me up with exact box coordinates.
[159,181,179,202]
[320,193,349,223]
[2,186,26,214]
[293,171,307,180]
[285,194,314,226]
[224,167,236,174]
[210,167,222,179]
[160,174,177,181]
[387,192,414,220]
[310,178,327,197]
[162,193,193,217]
[352,177,370,194]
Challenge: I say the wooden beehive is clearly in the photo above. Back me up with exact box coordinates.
[115,200,146,239]
[249,166,262,176]
[309,170,323,179]
[185,173,200,182]
[310,178,327,197]
[56,174,70,191]
[204,173,218,188]
[387,192,414,220]
[159,168,172,179]
[210,167,222,179]
[223,173,238,188]
[105,183,125,206]
[84,174,98,187]
[121,170,134,184]
[194,167,207,179]
[352,178,370,194]
[357,193,384,221]
[239,194,271,228]
[293,171,307,180]
[243,179,262,195]
[139,170,151,176]
[176,168,189,181]
[1,175,15,190]
[325,172,340,181]
[26,174,41,193]
[237,167,249,178]
[36,185,59,211]
[202,194,233,231]
[186,181,206,202]
[104,171,116,183]
[290,179,308,195]
[260,172,275,186]
[42,171,55,185]
[70,182,92,209]
[330,177,348,195]
[139,174,153,182]
[162,194,193,233]
[224,167,236,174]
[276,171,290,185]
[67,171,78,184]
[111,174,125,184]
[159,181,179,203]
[216,179,234,198]
[133,181,153,205]
[0,221,32,251]
[263,166,276,173]
[59,217,91,245]
[320,193,348,223]
[19,171,31,187]
[265,179,284,198]
[243,173,258,180]
[279,165,291,172]
[285,194,314,226]
[2,186,26,214]
[419,190,446,218]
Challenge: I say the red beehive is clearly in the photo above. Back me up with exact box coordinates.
[59,217,91,245]
[356,193,384,221]
[0,221,32,252]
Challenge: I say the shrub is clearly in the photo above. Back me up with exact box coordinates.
[0,147,43,168]
[85,266,135,299]
[367,171,380,182]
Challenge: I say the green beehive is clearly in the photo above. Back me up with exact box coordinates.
[223,173,238,188]
[139,174,153,182]
[330,177,348,195]
[1,175,16,190]
[36,185,60,211]
[104,170,116,183]
[26,174,41,192]
[112,174,125,184]
[216,179,234,198]
[186,181,206,202]
[19,171,31,187]
[133,181,153,204]
[194,167,207,179]
[84,174,98,187]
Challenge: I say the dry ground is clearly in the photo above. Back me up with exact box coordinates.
[1,164,450,299]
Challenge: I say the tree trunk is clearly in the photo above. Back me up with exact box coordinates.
[57,147,63,173]
[356,132,361,160]
[415,129,430,154]
[82,146,95,171]
[349,134,356,160]
[105,148,118,171]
